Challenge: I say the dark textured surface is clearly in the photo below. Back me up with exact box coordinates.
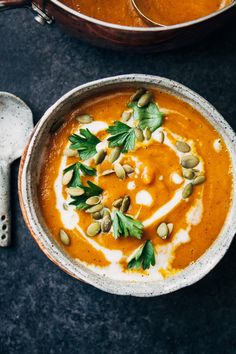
[0,9,236,354]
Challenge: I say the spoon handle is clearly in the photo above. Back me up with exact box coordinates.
[0,161,11,247]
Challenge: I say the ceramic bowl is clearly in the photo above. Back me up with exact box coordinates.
[18,74,236,296]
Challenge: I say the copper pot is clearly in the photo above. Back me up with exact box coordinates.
[1,0,236,51]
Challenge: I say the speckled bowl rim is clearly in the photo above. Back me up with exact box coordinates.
[19,74,236,297]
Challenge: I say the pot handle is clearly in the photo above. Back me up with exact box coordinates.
[0,0,29,11]
[0,161,11,247]
[0,0,53,24]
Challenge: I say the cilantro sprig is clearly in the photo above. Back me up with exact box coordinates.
[63,162,96,188]
[128,240,156,270]
[128,101,163,133]
[69,181,103,210]
[107,121,136,152]
[113,210,143,240]
[69,128,100,160]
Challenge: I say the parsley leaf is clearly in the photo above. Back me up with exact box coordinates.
[107,121,136,152]
[69,128,100,160]
[128,101,163,133]
[113,210,143,240]
[78,163,96,176]
[69,181,103,210]
[128,240,156,270]
[63,163,96,188]
[64,163,81,187]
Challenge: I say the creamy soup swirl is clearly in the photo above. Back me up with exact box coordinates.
[38,88,232,281]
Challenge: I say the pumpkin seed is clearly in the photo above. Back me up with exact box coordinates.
[101,215,112,233]
[138,91,152,107]
[121,110,132,122]
[120,195,131,213]
[182,183,193,199]
[157,223,169,240]
[156,131,164,144]
[176,141,191,153]
[114,163,126,180]
[144,127,152,140]
[76,114,93,124]
[181,155,199,169]
[59,229,70,246]
[193,175,206,185]
[192,169,203,177]
[66,187,84,196]
[86,204,103,214]
[109,147,121,163]
[63,203,69,211]
[130,88,146,102]
[134,127,144,142]
[62,170,74,185]
[94,150,107,165]
[167,223,174,235]
[92,211,103,220]
[112,198,123,209]
[86,196,101,206]
[94,149,106,165]
[102,169,115,176]
[86,222,101,237]
[64,148,78,157]
[103,209,111,217]
[123,164,134,174]
[182,168,195,180]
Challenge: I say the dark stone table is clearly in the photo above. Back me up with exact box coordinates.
[0,9,236,354]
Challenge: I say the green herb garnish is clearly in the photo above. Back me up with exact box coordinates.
[69,181,103,210]
[69,128,100,160]
[128,240,156,270]
[113,210,143,240]
[107,121,136,152]
[128,101,163,133]
[78,163,96,176]
[63,163,96,188]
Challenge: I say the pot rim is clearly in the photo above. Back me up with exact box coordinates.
[19,74,236,297]
[49,0,236,32]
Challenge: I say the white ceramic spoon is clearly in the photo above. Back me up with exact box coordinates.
[0,92,33,247]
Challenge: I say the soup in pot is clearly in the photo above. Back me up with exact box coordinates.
[38,87,233,281]
[61,0,232,26]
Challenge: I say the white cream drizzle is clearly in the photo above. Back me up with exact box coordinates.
[81,121,108,134]
[213,138,222,152]
[142,188,183,227]
[53,115,207,280]
[127,181,136,190]
[75,223,122,263]
[171,172,183,184]
[136,190,153,206]
[186,198,203,226]
[84,228,191,281]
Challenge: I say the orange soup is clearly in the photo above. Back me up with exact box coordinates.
[61,0,232,26]
[38,88,232,281]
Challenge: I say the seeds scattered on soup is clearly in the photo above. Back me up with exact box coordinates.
[38,88,232,281]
